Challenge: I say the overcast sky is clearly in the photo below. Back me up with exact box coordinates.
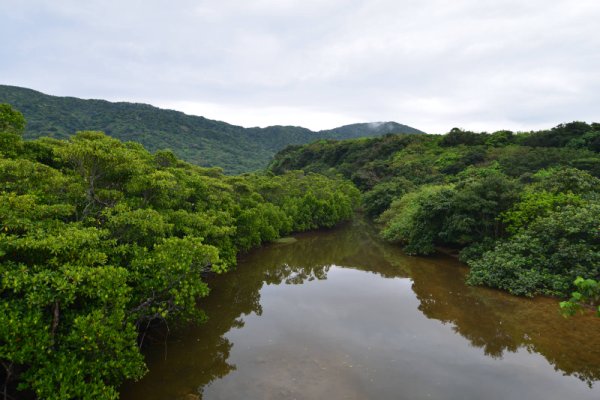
[1,0,599,133]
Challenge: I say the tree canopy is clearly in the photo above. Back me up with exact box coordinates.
[0,104,359,399]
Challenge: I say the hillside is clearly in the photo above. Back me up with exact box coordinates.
[320,121,423,137]
[0,85,424,173]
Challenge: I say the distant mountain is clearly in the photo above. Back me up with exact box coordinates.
[0,85,425,174]
[321,121,423,137]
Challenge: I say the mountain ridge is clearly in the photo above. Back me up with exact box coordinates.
[0,84,425,173]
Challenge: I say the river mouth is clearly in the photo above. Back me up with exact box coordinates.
[121,218,600,400]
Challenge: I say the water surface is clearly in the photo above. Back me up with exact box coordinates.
[121,218,600,400]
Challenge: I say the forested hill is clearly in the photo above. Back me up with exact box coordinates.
[0,85,424,173]
[320,121,423,137]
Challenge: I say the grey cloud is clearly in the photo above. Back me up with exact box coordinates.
[1,0,599,132]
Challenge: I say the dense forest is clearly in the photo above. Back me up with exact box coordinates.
[0,85,424,174]
[0,104,359,399]
[2,96,599,399]
[269,122,600,300]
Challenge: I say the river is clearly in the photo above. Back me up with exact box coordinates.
[121,217,600,400]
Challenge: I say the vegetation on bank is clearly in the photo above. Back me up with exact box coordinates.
[560,277,600,317]
[0,104,359,399]
[269,122,600,299]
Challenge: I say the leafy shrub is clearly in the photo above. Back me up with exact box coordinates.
[467,203,600,297]
[362,177,414,217]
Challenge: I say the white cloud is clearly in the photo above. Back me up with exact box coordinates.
[1,0,599,133]
[157,100,358,131]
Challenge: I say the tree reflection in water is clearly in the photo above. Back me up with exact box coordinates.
[121,217,600,399]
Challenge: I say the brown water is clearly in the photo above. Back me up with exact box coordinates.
[121,218,600,400]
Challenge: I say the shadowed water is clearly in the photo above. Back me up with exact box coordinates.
[121,218,600,400]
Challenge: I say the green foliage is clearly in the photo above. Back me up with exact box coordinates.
[485,130,514,147]
[269,134,420,185]
[379,169,520,254]
[1,262,145,400]
[126,236,220,325]
[519,121,594,148]
[560,277,600,317]
[440,128,487,147]
[490,145,597,177]
[568,129,600,152]
[0,104,27,158]
[499,168,599,234]
[0,105,359,399]
[362,177,414,217]
[380,185,454,255]
[501,191,584,234]
[530,167,600,195]
[0,103,25,135]
[439,169,520,243]
[466,203,600,297]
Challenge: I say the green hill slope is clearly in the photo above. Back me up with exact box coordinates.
[321,121,423,137]
[0,85,424,173]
